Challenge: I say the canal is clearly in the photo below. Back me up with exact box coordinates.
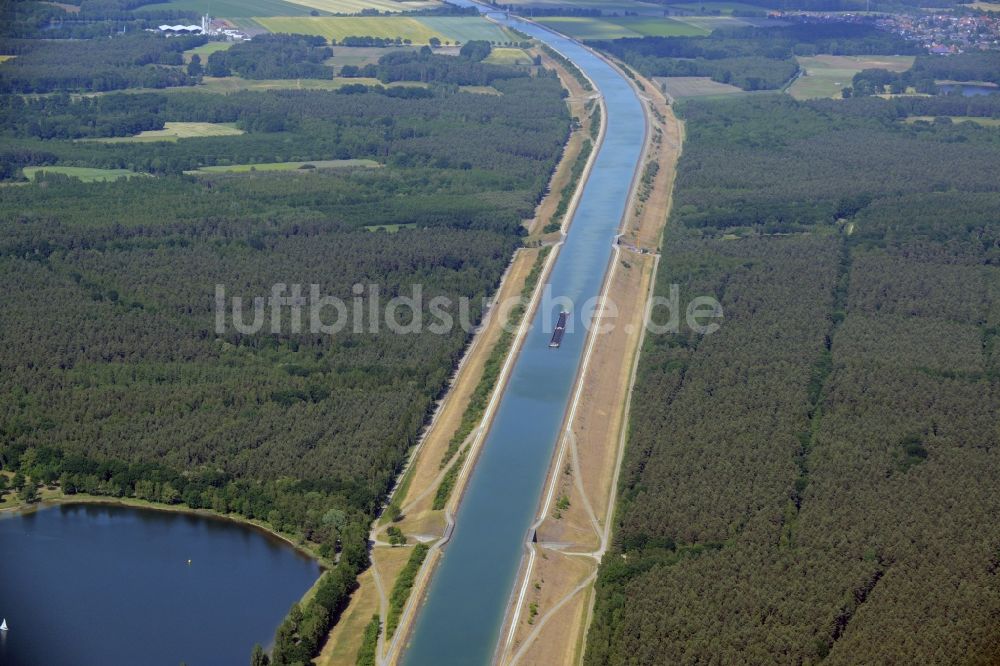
[403,10,646,665]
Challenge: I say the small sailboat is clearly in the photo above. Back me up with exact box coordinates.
[1,618,8,631]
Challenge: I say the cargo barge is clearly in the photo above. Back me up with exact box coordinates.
[549,311,569,348]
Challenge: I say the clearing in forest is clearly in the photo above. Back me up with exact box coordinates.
[185,159,380,174]
[484,47,534,66]
[183,42,234,63]
[85,122,244,143]
[789,54,915,100]
[23,166,146,182]
[657,75,745,99]
[535,16,708,40]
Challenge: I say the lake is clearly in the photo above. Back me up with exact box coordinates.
[0,503,320,666]
[938,83,999,97]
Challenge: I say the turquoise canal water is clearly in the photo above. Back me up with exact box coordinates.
[403,9,646,665]
[0,504,319,665]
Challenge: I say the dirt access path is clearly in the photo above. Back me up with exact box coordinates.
[493,59,684,666]
[315,46,604,666]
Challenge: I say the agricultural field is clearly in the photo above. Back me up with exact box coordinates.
[325,45,417,70]
[503,0,668,14]
[139,0,321,17]
[182,76,425,93]
[535,16,709,40]
[673,15,766,30]
[663,1,773,14]
[183,42,234,64]
[484,47,534,66]
[283,0,442,13]
[84,122,244,143]
[0,56,15,64]
[22,166,145,182]
[459,85,502,95]
[185,159,380,174]
[656,76,745,99]
[251,16,513,44]
[903,115,1000,126]
[789,54,915,100]
[963,1,1000,9]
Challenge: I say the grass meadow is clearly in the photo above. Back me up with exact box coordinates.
[84,122,244,143]
[185,159,380,174]
[662,1,773,14]
[789,54,915,100]
[657,76,746,99]
[23,167,145,182]
[534,16,708,39]
[183,42,234,64]
[484,47,533,65]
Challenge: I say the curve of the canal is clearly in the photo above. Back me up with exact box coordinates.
[403,9,647,665]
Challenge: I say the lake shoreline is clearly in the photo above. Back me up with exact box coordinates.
[0,492,329,568]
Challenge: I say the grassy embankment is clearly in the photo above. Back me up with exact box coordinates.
[496,60,681,666]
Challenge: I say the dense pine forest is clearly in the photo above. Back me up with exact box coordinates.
[586,92,1000,663]
[0,5,568,660]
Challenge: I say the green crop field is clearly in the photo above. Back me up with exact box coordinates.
[23,166,146,182]
[282,0,442,13]
[85,122,244,143]
[789,54,915,100]
[673,15,757,30]
[483,47,533,65]
[183,42,234,63]
[534,16,708,40]
[663,1,772,13]
[186,159,380,174]
[253,16,513,43]
[503,0,667,14]
[140,0,320,17]
[657,76,746,99]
